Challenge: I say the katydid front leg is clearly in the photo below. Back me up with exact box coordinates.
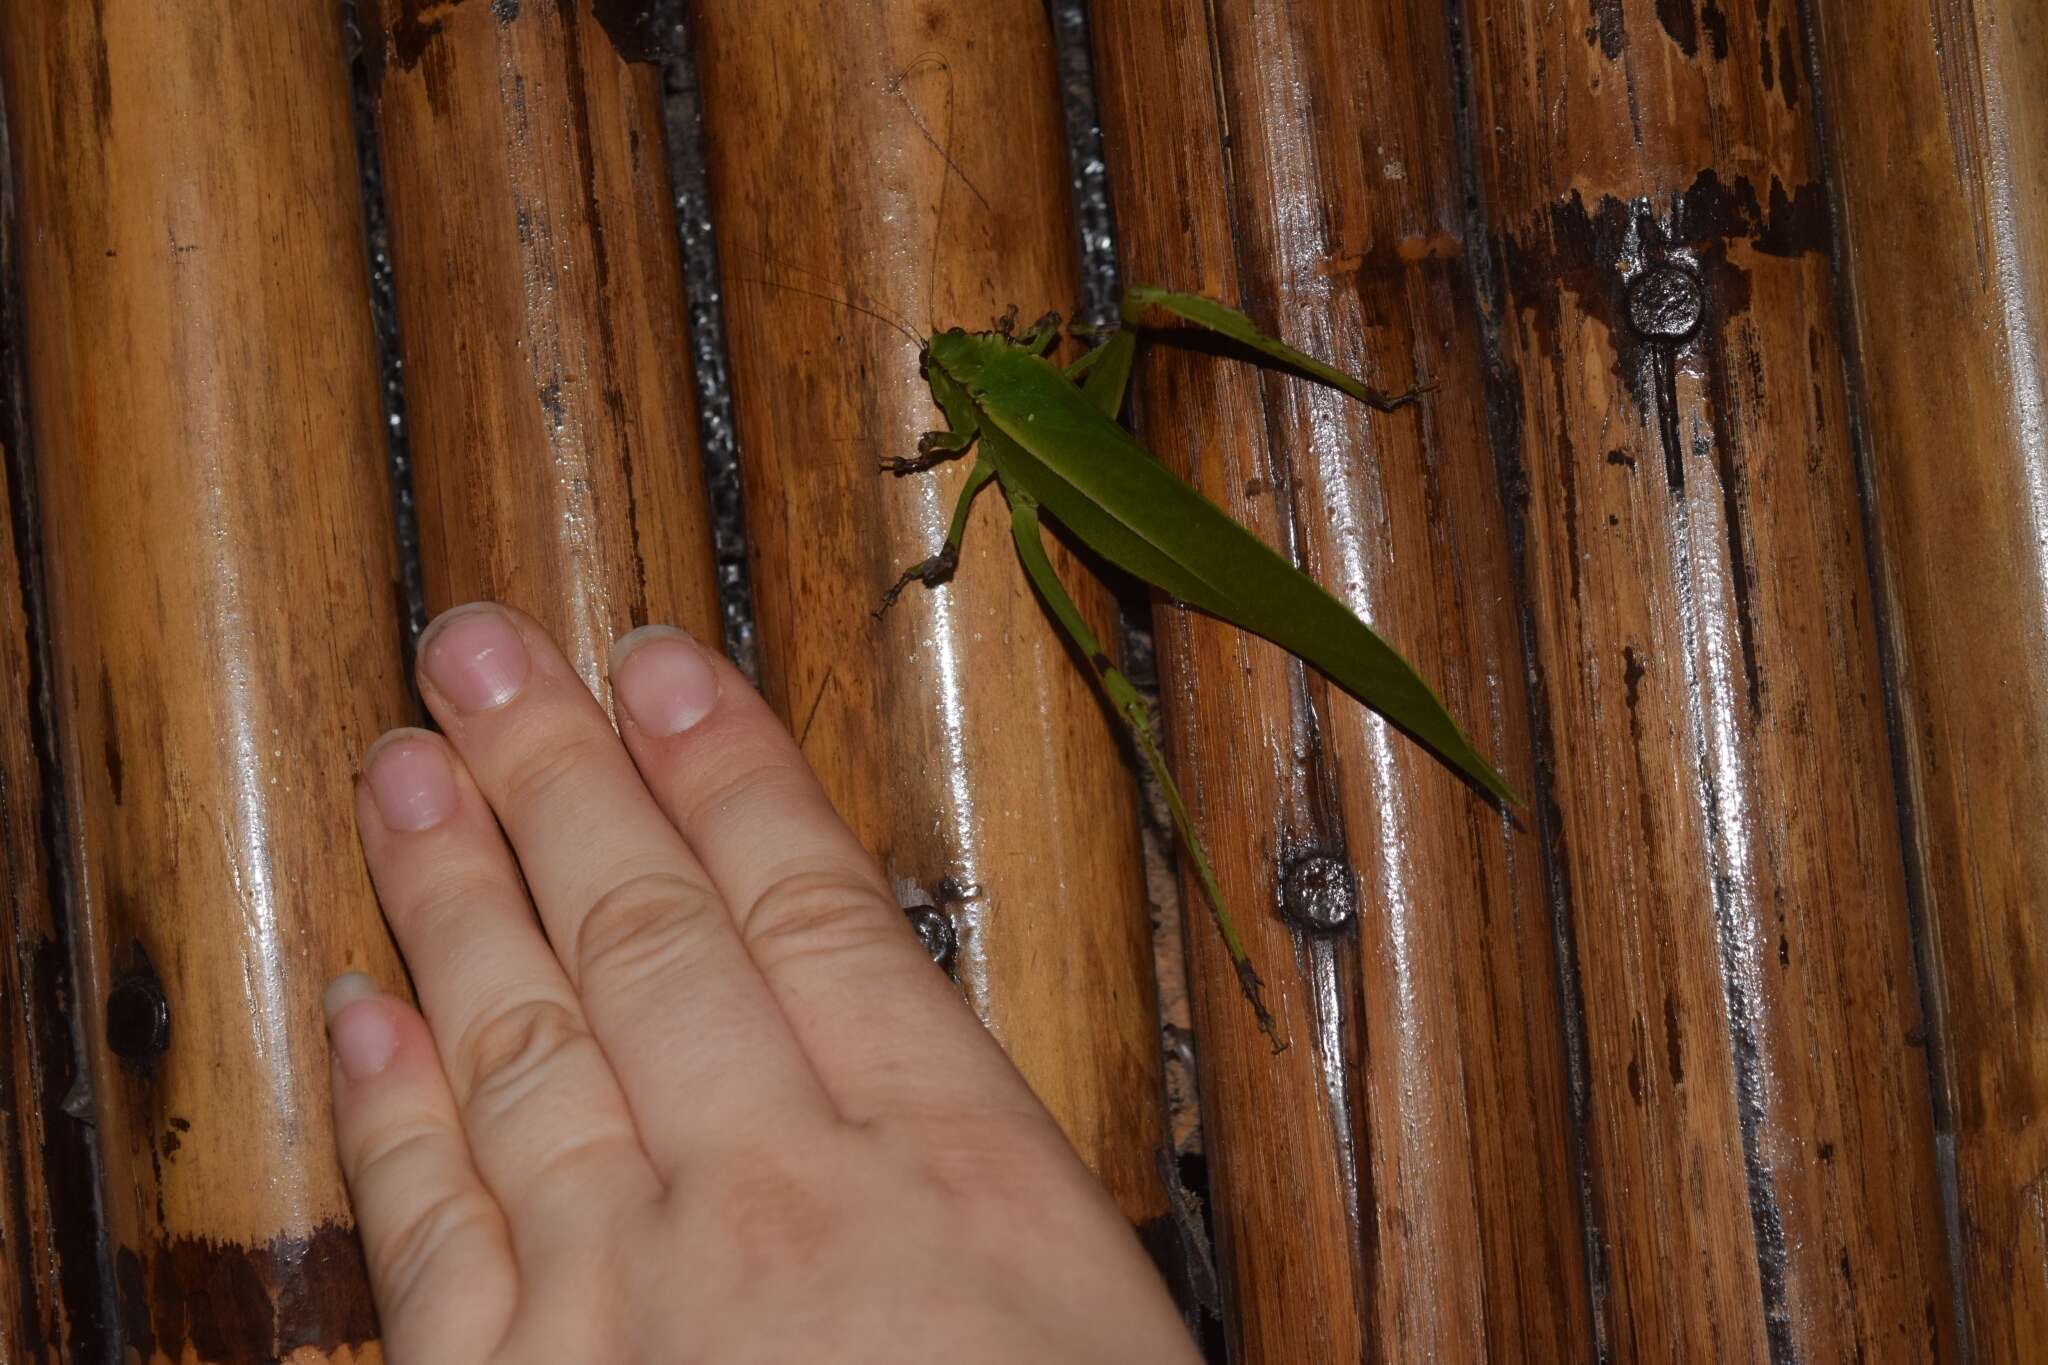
[877,360,997,615]
[1003,490,1285,1050]
[879,318,1094,610]
[875,455,995,617]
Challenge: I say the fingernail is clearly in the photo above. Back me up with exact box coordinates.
[363,730,457,831]
[610,626,720,737]
[323,974,397,1081]
[420,603,529,713]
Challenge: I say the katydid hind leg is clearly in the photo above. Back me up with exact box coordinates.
[1122,284,1428,411]
[1003,494,1284,1048]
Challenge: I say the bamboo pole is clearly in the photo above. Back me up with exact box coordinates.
[1457,0,1956,1356]
[364,0,723,674]
[1087,2,1590,1359]
[687,0,1175,1246]
[0,2,410,1359]
[1807,0,2048,1355]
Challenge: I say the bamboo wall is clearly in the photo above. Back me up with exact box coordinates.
[0,1,2038,1361]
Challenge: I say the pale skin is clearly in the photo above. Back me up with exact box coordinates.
[325,600,1201,1364]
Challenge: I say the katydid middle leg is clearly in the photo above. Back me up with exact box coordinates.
[1067,327,1136,419]
[1017,311,1061,356]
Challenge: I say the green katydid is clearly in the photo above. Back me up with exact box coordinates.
[868,285,1518,1049]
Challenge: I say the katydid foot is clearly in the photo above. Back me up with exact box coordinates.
[881,427,977,475]
[991,305,1062,355]
[873,547,960,618]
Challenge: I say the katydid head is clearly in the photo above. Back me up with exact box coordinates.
[923,327,980,384]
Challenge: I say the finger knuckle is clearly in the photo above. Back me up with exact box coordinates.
[741,868,900,972]
[574,870,721,992]
[497,731,612,814]
[393,867,510,938]
[453,995,594,1121]
[374,1184,500,1325]
[349,1114,446,1187]
[674,754,809,832]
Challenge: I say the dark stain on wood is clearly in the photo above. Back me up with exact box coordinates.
[1650,0,1733,61]
[1589,0,1628,60]
[1655,0,1698,57]
[361,0,469,91]
[1701,2,1729,60]
[98,664,121,805]
[1663,989,1685,1086]
[116,1220,376,1365]
[588,0,676,63]
[83,0,114,132]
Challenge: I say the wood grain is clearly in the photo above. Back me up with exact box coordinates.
[688,0,1175,1245]
[1088,2,1590,1359]
[0,177,104,1363]
[366,0,722,675]
[1459,0,1956,1357]
[0,1,409,1359]
[1808,0,2048,1355]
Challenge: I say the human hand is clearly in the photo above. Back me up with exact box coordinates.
[324,603,1198,1364]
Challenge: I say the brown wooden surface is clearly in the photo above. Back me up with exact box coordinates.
[1089,2,1590,1359]
[689,0,1175,1242]
[1809,0,2048,1355]
[1459,0,1957,1358]
[0,181,102,1362]
[0,1,410,1360]
[1,1,2039,1360]
[366,0,723,674]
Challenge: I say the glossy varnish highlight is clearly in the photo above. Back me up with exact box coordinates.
[0,0,409,1359]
